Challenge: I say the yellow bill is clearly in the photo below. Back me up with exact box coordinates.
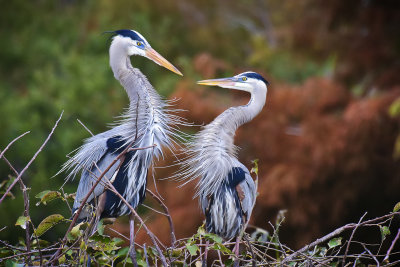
[197,78,236,87]
[145,48,183,76]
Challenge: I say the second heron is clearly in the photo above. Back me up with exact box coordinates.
[178,71,269,243]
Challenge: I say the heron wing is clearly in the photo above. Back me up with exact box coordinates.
[235,165,256,221]
[70,134,126,218]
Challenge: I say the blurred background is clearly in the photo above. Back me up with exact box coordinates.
[0,0,399,249]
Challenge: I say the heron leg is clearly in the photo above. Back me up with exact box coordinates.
[202,240,209,267]
[232,236,241,267]
[129,214,138,267]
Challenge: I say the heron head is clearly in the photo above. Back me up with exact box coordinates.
[111,29,182,76]
[197,71,269,93]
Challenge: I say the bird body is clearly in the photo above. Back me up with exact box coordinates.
[178,71,269,239]
[61,30,183,221]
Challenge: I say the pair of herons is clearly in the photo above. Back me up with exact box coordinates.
[61,29,269,263]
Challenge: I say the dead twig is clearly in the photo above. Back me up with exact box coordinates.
[147,189,177,246]
[383,227,400,263]
[0,112,63,205]
[342,212,367,266]
[283,212,400,263]
[77,119,94,136]
[0,131,30,159]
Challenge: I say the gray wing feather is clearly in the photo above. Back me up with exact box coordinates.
[59,126,124,181]
[73,152,121,211]
[238,170,256,221]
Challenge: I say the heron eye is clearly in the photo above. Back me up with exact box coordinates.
[136,41,142,46]
[242,77,247,81]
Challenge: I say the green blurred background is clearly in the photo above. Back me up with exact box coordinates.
[1,0,399,246]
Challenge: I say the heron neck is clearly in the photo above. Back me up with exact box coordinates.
[213,89,266,136]
[110,42,132,80]
[109,41,147,103]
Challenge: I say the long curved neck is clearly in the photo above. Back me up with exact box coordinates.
[212,89,266,136]
[110,40,132,80]
[109,39,148,104]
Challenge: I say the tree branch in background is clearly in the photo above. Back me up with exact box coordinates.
[0,113,62,265]
[0,111,63,205]
[283,211,400,264]
[146,189,177,246]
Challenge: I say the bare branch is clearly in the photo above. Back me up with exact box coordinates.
[383,227,400,263]
[0,111,63,204]
[77,119,94,136]
[147,189,177,246]
[342,212,367,266]
[0,131,30,159]
[283,212,400,263]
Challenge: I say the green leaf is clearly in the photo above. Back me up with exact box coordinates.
[170,248,183,257]
[31,238,50,248]
[15,216,30,230]
[328,237,342,249]
[393,136,400,160]
[186,243,199,256]
[394,202,400,212]
[117,247,129,258]
[80,240,87,251]
[65,193,76,202]
[112,237,125,246]
[380,226,391,241]
[67,222,83,241]
[35,190,51,199]
[318,246,327,257]
[224,258,234,266]
[211,243,232,254]
[59,254,66,264]
[251,159,259,176]
[5,259,23,267]
[137,258,147,267]
[204,232,223,244]
[97,220,104,235]
[89,234,120,251]
[35,214,65,237]
[197,225,205,236]
[35,190,62,206]
[388,97,400,117]
[0,248,13,258]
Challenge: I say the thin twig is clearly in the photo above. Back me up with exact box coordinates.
[0,247,66,262]
[361,243,379,266]
[383,227,400,262]
[0,111,63,205]
[141,203,168,216]
[342,212,367,266]
[77,119,94,136]
[147,189,177,246]
[29,218,43,266]
[0,131,30,159]
[243,235,256,267]
[283,212,400,263]
[143,243,150,267]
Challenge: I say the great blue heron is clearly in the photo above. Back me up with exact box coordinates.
[178,71,269,245]
[60,29,183,256]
